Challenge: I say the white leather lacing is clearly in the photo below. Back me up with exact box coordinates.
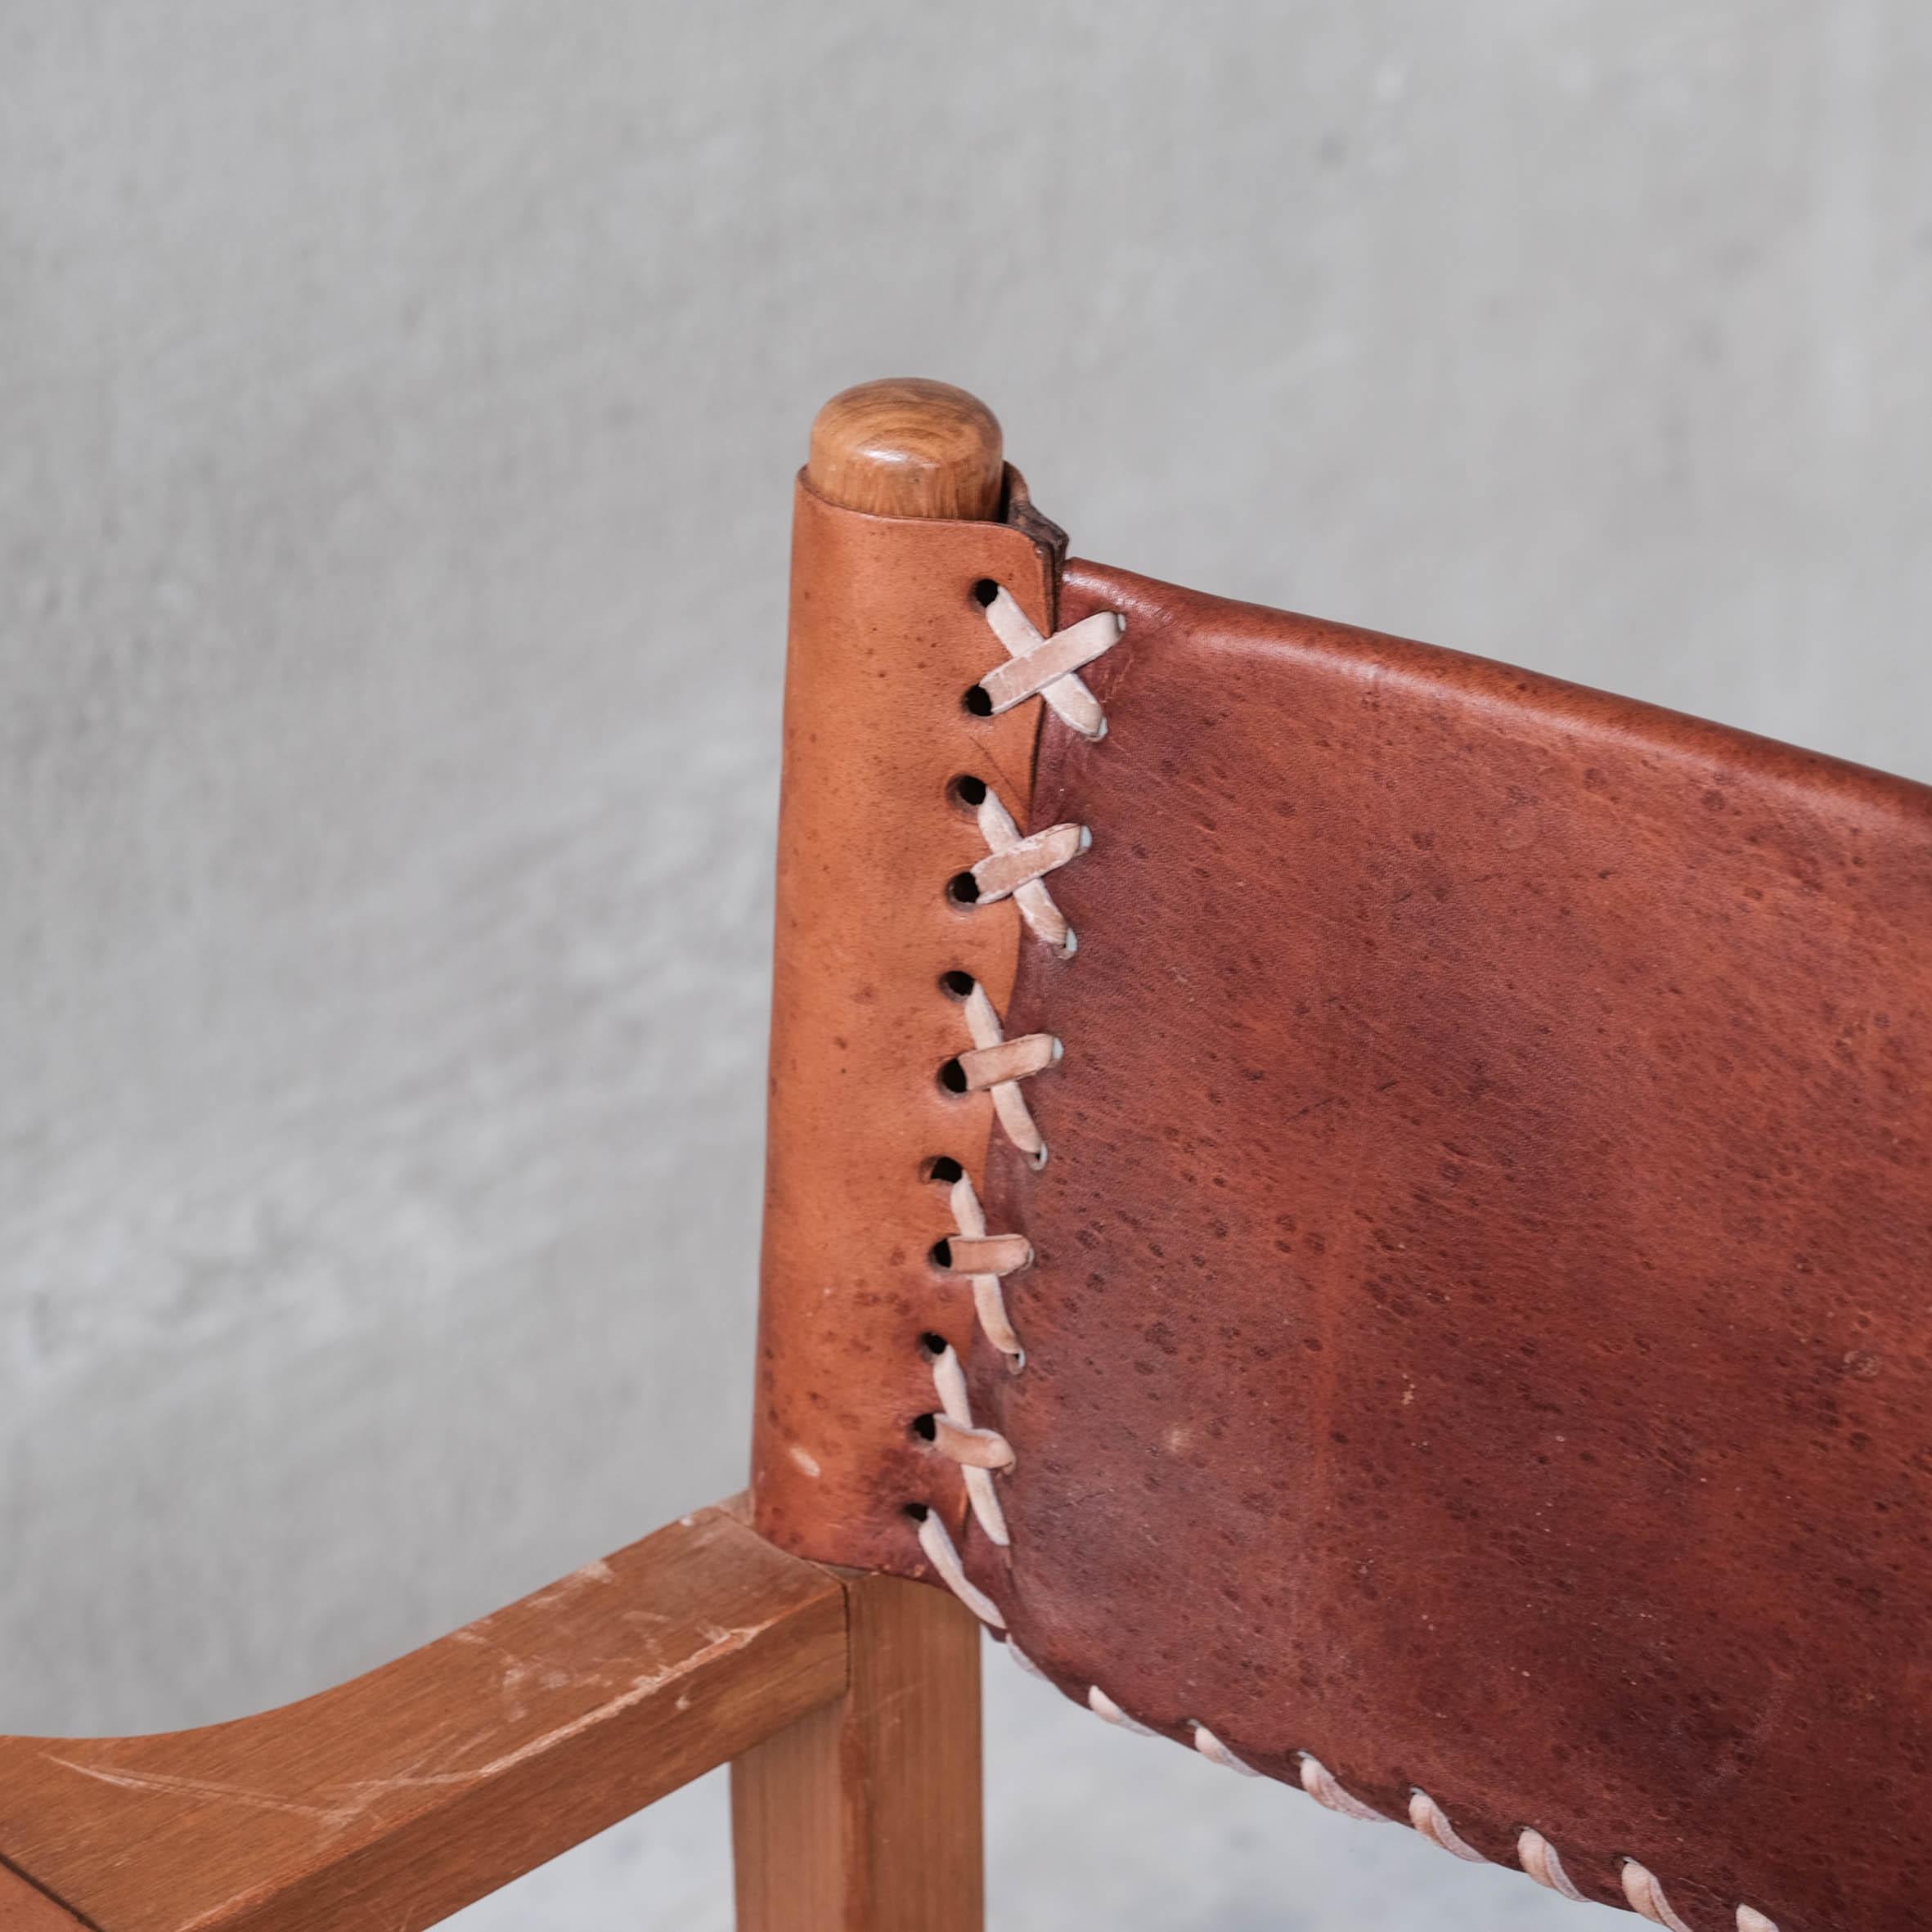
[951,979,1058,1164]
[911,583,1122,1626]
[927,1341,1010,1548]
[968,783,1089,956]
[978,588,1121,739]
[941,1170,1027,1370]
[1410,1788,1485,1862]
[1087,1684,1154,1735]
[1517,1829,1588,1901]
[1000,1637,1783,1932]
[1300,1752,1387,1823]
[913,1509,1003,1628]
[1191,1723,1261,1777]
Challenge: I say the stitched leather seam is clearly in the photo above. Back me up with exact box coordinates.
[911,588,1126,1624]
[1042,1657,1783,1930]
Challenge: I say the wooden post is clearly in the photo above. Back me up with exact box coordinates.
[803,378,1004,521]
[730,380,999,1932]
[730,1570,983,1932]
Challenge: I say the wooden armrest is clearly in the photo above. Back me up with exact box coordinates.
[0,1503,845,1932]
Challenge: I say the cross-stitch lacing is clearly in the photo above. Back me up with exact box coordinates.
[911,583,1123,1638]
[936,1169,1028,1370]
[952,977,1058,1163]
[964,780,1089,956]
[928,1341,1010,1547]
[977,588,1122,740]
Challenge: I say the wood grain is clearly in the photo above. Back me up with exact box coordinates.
[806,380,1004,519]
[731,1572,982,1932]
[0,1506,845,1932]
[0,1862,90,1932]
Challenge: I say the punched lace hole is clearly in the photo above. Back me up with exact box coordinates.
[910,1413,937,1443]
[923,1155,964,1184]
[918,1332,949,1358]
[946,870,981,905]
[903,1501,930,1522]
[971,578,1000,608]
[937,1057,968,1095]
[928,1238,954,1270]
[938,968,975,998]
[948,774,988,811]
[963,685,994,718]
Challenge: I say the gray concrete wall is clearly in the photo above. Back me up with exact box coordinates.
[2,2,1925,1925]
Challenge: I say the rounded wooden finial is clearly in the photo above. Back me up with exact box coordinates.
[806,379,1004,521]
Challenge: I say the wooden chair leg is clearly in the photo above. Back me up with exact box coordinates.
[730,1572,983,1932]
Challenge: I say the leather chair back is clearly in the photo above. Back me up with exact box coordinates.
[755,467,1932,1932]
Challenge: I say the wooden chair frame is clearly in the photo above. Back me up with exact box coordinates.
[0,1501,982,1931]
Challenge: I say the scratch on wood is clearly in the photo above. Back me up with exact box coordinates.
[41,1615,778,1844]
[37,1757,369,1830]
[526,1557,618,1609]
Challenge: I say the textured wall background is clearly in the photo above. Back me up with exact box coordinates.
[3,2,1926,1925]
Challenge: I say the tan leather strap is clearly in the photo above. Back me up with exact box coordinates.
[750,475,1063,1577]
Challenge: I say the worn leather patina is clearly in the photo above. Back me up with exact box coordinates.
[750,478,1054,1576]
[968,563,1932,1932]
[752,483,1932,1930]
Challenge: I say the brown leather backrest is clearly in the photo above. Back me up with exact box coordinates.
[753,491,1932,1932]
